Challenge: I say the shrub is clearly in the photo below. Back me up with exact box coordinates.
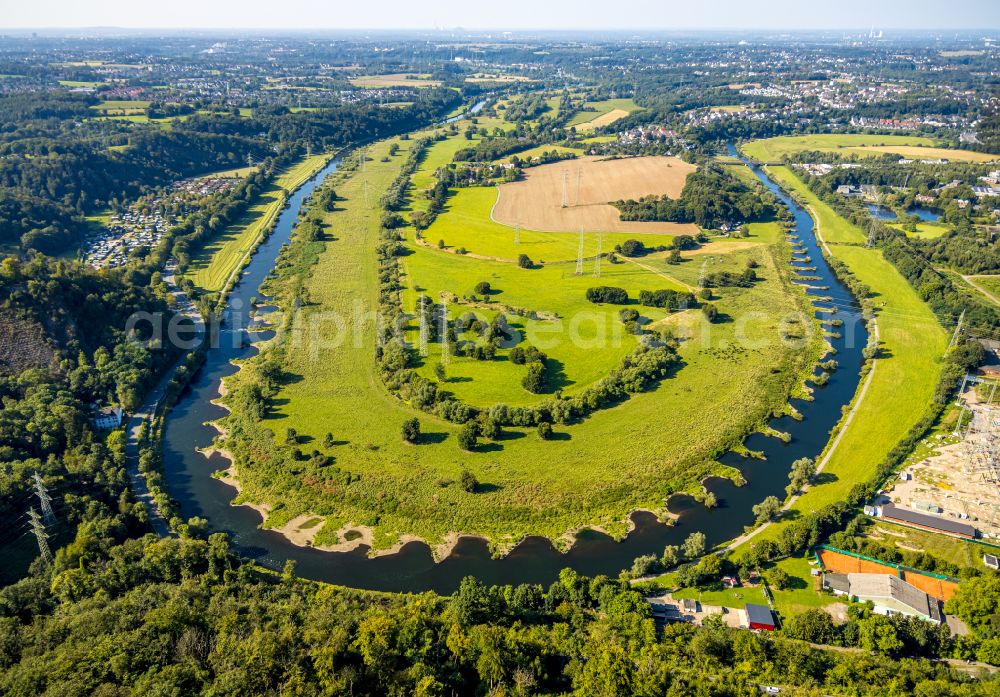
[639,289,693,310]
[401,417,420,443]
[618,239,646,257]
[458,422,478,451]
[701,303,719,322]
[517,254,533,269]
[522,362,546,393]
[459,468,478,492]
[481,417,501,440]
[537,421,553,440]
[585,286,629,304]
[474,281,491,295]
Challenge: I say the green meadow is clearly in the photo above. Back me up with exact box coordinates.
[566,98,641,129]
[890,221,950,239]
[421,185,681,263]
[217,130,825,552]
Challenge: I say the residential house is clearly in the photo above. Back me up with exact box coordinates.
[823,572,944,624]
[92,406,124,430]
[739,604,776,631]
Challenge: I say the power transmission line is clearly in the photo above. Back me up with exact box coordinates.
[28,507,51,564]
[32,472,56,525]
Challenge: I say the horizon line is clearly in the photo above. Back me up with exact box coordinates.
[2,26,998,33]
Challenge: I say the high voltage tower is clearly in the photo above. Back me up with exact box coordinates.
[33,472,56,525]
[575,168,582,206]
[593,232,603,277]
[575,230,585,275]
[561,170,569,208]
[866,218,878,248]
[514,221,521,245]
[418,302,430,357]
[945,309,966,355]
[439,297,450,366]
[28,507,52,564]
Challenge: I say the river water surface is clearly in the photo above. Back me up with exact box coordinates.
[162,144,867,593]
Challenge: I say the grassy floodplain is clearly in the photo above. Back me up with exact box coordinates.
[732,164,947,549]
[185,154,329,293]
[889,221,950,239]
[216,125,825,554]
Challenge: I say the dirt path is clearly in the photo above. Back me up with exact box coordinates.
[962,274,1000,308]
[616,255,696,292]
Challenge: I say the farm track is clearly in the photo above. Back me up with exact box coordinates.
[961,274,1000,308]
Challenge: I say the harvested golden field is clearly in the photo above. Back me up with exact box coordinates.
[575,108,630,132]
[349,73,441,88]
[853,145,1000,162]
[491,155,698,234]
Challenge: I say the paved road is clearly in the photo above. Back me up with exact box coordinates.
[124,267,205,537]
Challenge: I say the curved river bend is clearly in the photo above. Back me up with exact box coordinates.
[162,146,868,593]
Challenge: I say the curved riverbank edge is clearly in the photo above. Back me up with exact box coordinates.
[198,149,834,566]
[139,152,350,531]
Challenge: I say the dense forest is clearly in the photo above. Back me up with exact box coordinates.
[0,256,185,584]
[613,165,779,228]
[0,89,459,256]
[2,534,998,696]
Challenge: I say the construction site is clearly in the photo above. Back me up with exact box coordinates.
[876,376,1000,541]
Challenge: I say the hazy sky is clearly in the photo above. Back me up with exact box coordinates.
[3,0,999,31]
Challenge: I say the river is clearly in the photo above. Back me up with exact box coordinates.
[161,143,867,593]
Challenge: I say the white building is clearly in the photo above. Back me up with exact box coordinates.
[92,406,124,430]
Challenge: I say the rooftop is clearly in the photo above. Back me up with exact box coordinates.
[745,603,774,626]
[846,573,943,623]
[881,504,977,538]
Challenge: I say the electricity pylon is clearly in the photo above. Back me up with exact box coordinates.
[593,231,603,277]
[514,221,521,245]
[575,230,585,275]
[945,309,965,356]
[576,168,582,205]
[28,507,52,564]
[32,472,56,525]
[561,170,569,208]
[418,303,430,357]
[866,219,878,248]
[440,296,450,366]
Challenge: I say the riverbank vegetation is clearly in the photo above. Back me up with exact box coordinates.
[0,256,186,583]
